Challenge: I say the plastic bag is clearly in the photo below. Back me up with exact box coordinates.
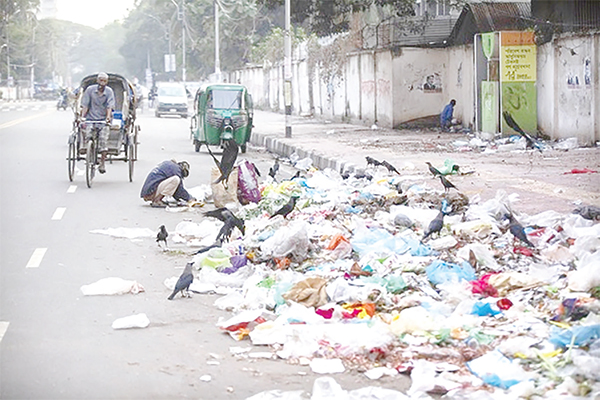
[568,251,600,292]
[237,160,261,205]
[80,277,145,295]
[548,324,600,349]
[211,166,239,208]
[261,221,309,261]
[426,260,476,286]
[282,277,329,308]
[466,350,530,389]
[112,313,150,329]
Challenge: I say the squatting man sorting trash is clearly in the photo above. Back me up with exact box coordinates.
[440,99,460,132]
[80,72,115,174]
[140,160,195,207]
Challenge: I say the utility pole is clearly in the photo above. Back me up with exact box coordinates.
[214,0,221,81]
[171,0,185,82]
[284,0,292,137]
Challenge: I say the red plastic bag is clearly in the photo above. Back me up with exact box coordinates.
[237,160,261,204]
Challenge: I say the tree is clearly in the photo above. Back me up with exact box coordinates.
[257,0,417,37]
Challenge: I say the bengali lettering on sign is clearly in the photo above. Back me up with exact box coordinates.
[500,31,536,83]
[501,45,536,82]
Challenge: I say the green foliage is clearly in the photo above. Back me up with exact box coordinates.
[257,0,417,36]
[248,26,311,65]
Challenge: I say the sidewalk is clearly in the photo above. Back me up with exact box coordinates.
[250,109,600,215]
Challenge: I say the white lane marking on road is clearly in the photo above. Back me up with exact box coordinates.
[0,322,9,343]
[26,248,47,268]
[51,207,66,220]
[67,185,77,193]
[0,111,52,130]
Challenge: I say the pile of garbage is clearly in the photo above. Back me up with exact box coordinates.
[168,164,600,399]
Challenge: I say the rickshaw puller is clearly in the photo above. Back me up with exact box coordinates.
[81,72,115,174]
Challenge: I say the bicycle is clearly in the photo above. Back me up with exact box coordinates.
[84,121,107,188]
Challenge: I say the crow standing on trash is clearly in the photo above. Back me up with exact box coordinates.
[502,111,543,152]
[366,156,382,168]
[269,159,280,180]
[270,196,299,219]
[167,262,194,300]
[422,208,446,242]
[156,225,168,249]
[203,207,246,236]
[381,160,400,175]
[425,162,442,177]
[439,175,458,192]
[505,213,535,247]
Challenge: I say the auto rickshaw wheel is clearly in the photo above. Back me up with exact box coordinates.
[241,143,247,154]
[194,140,201,152]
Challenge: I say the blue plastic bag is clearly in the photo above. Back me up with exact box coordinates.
[471,301,501,316]
[549,324,600,348]
[425,260,476,285]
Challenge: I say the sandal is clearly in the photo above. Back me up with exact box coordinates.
[150,201,167,208]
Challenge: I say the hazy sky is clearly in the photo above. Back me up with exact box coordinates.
[55,0,136,29]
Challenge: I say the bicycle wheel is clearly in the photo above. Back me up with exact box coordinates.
[67,139,76,182]
[86,140,96,188]
[128,142,135,182]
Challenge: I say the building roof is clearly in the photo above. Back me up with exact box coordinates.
[451,2,532,45]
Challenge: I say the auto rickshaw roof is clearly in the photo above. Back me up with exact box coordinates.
[200,83,247,93]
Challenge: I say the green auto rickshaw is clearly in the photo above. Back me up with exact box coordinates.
[190,83,253,153]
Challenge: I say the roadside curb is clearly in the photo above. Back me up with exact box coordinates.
[250,131,356,174]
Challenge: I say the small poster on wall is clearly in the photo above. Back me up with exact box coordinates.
[423,74,442,93]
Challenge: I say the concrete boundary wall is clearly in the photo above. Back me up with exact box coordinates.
[232,32,599,144]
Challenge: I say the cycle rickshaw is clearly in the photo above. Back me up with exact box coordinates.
[66,73,140,188]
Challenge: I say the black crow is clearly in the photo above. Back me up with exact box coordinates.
[268,159,280,180]
[425,162,442,177]
[506,213,535,247]
[270,196,299,219]
[156,225,168,249]
[381,160,400,174]
[439,175,458,192]
[502,111,543,152]
[366,156,382,168]
[203,207,245,236]
[422,209,445,242]
[214,139,239,185]
[167,262,194,300]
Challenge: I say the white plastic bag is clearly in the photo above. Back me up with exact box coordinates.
[112,313,150,329]
[80,277,145,295]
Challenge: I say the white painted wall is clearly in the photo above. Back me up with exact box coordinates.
[232,32,598,144]
[538,33,600,145]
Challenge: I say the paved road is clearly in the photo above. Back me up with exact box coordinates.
[0,105,405,399]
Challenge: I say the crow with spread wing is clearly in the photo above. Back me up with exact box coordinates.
[203,207,245,237]
[502,111,543,152]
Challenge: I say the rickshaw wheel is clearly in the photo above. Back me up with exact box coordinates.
[128,142,135,182]
[68,140,76,181]
[85,140,95,188]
